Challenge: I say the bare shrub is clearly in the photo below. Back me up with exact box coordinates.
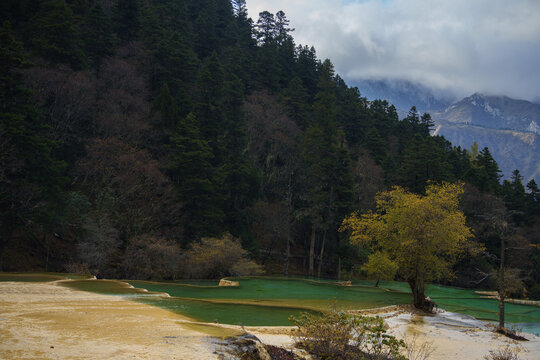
[289,310,406,360]
[402,334,435,360]
[181,234,263,279]
[122,235,181,280]
[64,262,91,276]
[484,346,520,360]
[231,258,265,277]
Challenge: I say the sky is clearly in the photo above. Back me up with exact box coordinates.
[246,0,540,102]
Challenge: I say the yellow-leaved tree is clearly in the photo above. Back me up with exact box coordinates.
[341,182,474,311]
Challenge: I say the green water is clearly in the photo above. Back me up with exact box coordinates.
[125,277,540,332]
[137,297,321,326]
[3,273,539,333]
[128,278,411,310]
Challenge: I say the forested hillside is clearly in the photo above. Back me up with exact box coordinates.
[1,0,539,298]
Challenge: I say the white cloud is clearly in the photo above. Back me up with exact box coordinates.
[247,0,540,101]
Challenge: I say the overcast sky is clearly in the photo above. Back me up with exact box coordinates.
[247,0,540,102]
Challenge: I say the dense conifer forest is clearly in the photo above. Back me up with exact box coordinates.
[1,0,539,298]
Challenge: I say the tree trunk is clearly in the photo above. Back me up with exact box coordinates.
[309,224,315,276]
[408,278,427,311]
[317,230,326,279]
[499,294,506,330]
[337,257,341,281]
[285,172,293,276]
[375,279,380,287]
[498,233,506,329]
[45,234,50,272]
[285,230,290,276]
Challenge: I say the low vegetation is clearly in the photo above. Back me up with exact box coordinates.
[289,310,407,360]
[483,346,520,360]
[181,233,264,279]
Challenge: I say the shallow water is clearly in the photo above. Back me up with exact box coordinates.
[3,273,539,333]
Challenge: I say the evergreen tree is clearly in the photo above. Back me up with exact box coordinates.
[195,52,226,158]
[148,28,199,95]
[295,45,319,96]
[168,112,224,243]
[231,0,248,18]
[281,76,310,128]
[526,179,540,217]
[469,147,502,194]
[502,169,527,224]
[0,21,66,266]
[221,74,259,236]
[152,83,180,128]
[29,0,86,69]
[398,135,453,193]
[112,0,140,42]
[255,11,276,46]
[275,11,294,45]
[364,128,387,165]
[420,112,435,136]
[82,3,115,68]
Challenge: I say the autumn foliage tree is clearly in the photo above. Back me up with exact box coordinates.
[342,182,473,311]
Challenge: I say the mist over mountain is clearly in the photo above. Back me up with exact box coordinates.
[355,79,456,117]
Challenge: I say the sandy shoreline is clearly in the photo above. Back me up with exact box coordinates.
[1,281,539,359]
[0,282,223,359]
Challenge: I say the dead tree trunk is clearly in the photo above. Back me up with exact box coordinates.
[498,233,506,330]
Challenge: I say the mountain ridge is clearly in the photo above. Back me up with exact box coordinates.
[354,79,539,181]
[435,93,540,133]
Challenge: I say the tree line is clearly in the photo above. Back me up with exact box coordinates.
[1,0,538,299]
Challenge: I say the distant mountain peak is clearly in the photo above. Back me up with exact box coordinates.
[433,93,540,181]
[528,120,540,134]
[437,93,540,133]
[353,78,456,116]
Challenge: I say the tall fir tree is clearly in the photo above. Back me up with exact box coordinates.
[29,0,86,69]
[82,3,115,68]
[168,112,224,243]
[0,21,66,267]
[112,0,140,42]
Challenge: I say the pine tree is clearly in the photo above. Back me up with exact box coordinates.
[255,11,276,46]
[1,21,66,266]
[502,169,527,224]
[281,76,310,128]
[112,0,140,42]
[29,0,86,69]
[168,112,224,243]
[148,28,199,95]
[82,3,115,68]
[526,179,540,217]
[471,147,502,193]
[195,52,226,158]
[420,112,435,136]
[152,83,180,128]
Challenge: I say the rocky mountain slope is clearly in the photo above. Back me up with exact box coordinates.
[433,94,539,181]
[434,93,540,133]
[433,121,539,181]
[355,79,455,117]
[355,80,539,181]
